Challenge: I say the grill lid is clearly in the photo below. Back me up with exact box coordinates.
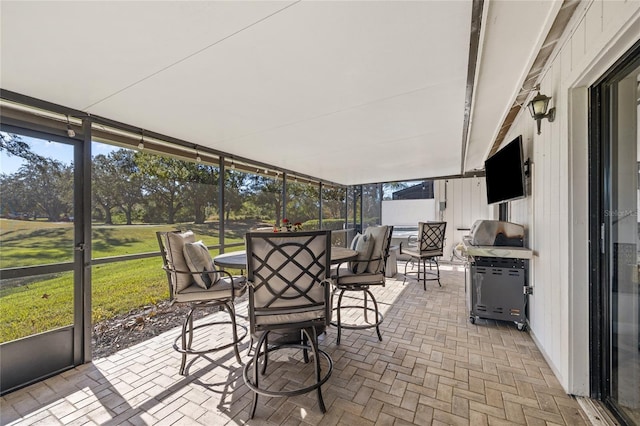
[469,220,524,247]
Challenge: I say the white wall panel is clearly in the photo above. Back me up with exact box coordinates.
[585,0,603,49]
[571,19,587,70]
[436,177,494,260]
[381,199,437,227]
[501,0,640,394]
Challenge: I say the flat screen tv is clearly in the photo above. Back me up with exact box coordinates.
[484,135,526,204]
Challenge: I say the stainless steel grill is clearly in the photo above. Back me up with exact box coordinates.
[464,220,532,331]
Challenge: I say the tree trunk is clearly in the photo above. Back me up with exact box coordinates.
[194,208,205,224]
[124,206,133,225]
[275,200,282,226]
[102,204,113,225]
[104,207,113,225]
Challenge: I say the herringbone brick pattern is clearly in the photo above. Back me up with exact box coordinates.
[0,264,589,425]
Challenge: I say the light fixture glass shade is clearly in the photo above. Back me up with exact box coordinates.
[528,91,551,118]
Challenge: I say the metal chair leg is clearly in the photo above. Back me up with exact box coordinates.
[227,303,243,365]
[302,331,310,363]
[363,290,369,323]
[365,288,382,341]
[303,327,327,413]
[403,259,412,284]
[249,331,269,419]
[261,334,269,376]
[336,289,346,345]
[179,309,196,375]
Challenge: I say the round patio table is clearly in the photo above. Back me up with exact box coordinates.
[213,246,358,270]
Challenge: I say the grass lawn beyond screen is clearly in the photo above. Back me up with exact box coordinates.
[0,219,245,343]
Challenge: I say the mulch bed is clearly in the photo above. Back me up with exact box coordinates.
[91,301,220,359]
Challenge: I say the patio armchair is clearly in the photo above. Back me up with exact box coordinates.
[400,221,447,289]
[243,230,333,419]
[156,231,247,375]
[331,225,393,345]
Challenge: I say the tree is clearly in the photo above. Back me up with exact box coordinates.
[92,154,120,224]
[0,132,45,164]
[223,170,248,221]
[135,153,189,224]
[362,183,382,225]
[250,176,283,225]
[110,149,144,225]
[286,181,320,222]
[322,187,346,220]
[0,173,31,217]
[13,158,73,221]
[184,164,217,224]
[1,133,73,221]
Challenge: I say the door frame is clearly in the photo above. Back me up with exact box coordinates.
[0,121,91,394]
[589,39,640,425]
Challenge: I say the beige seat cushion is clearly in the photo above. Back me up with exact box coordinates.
[254,306,326,326]
[174,275,247,303]
[334,270,385,286]
[401,247,443,259]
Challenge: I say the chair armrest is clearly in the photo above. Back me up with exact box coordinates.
[163,264,235,277]
[163,265,246,299]
[331,254,385,279]
[400,237,418,254]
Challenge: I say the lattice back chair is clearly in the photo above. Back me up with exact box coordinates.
[243,230,333,419]
[331,225,394,345]
[400,221,447,290]
[156,231,247,375]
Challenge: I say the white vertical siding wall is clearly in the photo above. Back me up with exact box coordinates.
[381,199,438,226]
[435,177,495,260]
[502,0,640,394]
[383,179,494,261]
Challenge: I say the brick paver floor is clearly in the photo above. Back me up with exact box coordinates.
[0,263,590,425]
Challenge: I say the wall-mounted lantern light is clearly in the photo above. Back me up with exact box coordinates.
[527,86,555,135]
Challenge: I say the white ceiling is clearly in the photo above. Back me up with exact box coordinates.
[0,1,560,185]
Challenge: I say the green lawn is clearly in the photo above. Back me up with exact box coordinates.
[0,219,246,343]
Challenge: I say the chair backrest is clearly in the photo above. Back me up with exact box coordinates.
[245,230,331,331]
[417,222,447,255]
[156,230,194,299]
[362,225,394,274]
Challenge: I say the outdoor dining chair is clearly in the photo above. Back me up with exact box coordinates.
[400,221,447,289]
[243,230,333,419]
[156,231,247,376]
[331,225,394,345]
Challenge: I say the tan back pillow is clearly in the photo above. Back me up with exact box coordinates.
[184,241,219,289]
[165,231,195,293]
[349,233,374,274]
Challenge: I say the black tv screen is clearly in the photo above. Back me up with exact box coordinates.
[484,135,526,204]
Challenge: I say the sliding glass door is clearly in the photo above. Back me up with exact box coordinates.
[592,42,640,425]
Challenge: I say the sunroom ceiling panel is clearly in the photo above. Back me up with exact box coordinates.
[1,1,474,185]
[1,1,292,110]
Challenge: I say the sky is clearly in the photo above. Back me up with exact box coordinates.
[0,135,116,175]
[0,134,423,197]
